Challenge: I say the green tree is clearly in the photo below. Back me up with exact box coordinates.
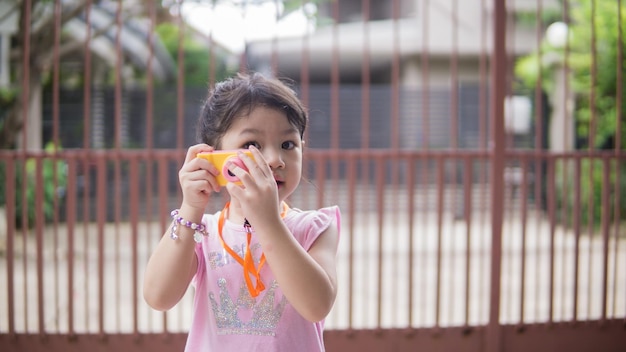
[156,22,234,87]
[515,1,626,150]
[515,1,626,226]
[1,0,167,149]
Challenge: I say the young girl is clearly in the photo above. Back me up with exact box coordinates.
[143,73,340,351]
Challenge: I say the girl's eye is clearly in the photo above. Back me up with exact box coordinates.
[243,141,261,149]
[282,141,296,150]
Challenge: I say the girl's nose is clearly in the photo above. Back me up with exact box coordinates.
[263,148,285,169]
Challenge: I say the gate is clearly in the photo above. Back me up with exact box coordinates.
[1,1,625,351]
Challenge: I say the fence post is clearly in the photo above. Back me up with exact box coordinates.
[487,0,507,352]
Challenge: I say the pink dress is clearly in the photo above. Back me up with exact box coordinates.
[184,206,341,352]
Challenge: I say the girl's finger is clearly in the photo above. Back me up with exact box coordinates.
[225,180,244,200]
[184,178,212,194]
[183,168,221,191]
[225,159,250,186]
[181,152,220,178]
[184,143,214,164]
[240,146,270,178]
[193,157,220,176]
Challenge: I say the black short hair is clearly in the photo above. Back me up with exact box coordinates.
[196,72,308,149]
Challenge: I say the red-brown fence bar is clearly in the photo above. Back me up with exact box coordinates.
[51,3,62,326]
[487,2,506,352]
[96,154,106,335]
[420,0,432,331]
[615,0,624,324]
[66,156,76,335]
[462,157,472,328]
[4,157,13,336]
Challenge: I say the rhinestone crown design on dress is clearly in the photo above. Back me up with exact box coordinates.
[209,277,287,336]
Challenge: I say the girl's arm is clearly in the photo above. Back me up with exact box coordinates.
[254,217,339,323]
[143,144,221,311]
[226,145,339,322]
[226,146,339,322]
[142,206,202,311]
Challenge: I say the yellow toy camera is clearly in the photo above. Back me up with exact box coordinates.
[196,150,254,186]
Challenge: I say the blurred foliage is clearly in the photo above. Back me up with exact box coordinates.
[515,1,626,150]
[1,142,67,227]
[515,1,626,227]
[555,159,626,228]
[156,22,235,87]
[514,7,562,28]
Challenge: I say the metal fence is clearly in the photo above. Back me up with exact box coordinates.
[1,0,625,351]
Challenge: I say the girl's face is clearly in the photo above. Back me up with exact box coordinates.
[219,106,304,203]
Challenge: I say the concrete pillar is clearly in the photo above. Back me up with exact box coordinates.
[0,1,18,88]
[549,67,575,152]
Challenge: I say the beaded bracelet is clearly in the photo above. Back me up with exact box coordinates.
[170,209,209,243]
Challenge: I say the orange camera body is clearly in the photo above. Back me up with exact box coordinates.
[196,150,253,186]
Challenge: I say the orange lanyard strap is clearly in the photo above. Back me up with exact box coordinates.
[217,202,289,297]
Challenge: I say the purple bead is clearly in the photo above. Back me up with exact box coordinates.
[169,208,209,239]
[170,224,179,240]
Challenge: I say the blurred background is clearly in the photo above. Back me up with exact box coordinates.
[0,0,625,351]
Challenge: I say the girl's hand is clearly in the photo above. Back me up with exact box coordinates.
[225,146,281,224]
[179,144,221,211]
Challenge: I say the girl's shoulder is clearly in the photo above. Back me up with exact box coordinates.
[285,205,340,225]
[284,205,341,249]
